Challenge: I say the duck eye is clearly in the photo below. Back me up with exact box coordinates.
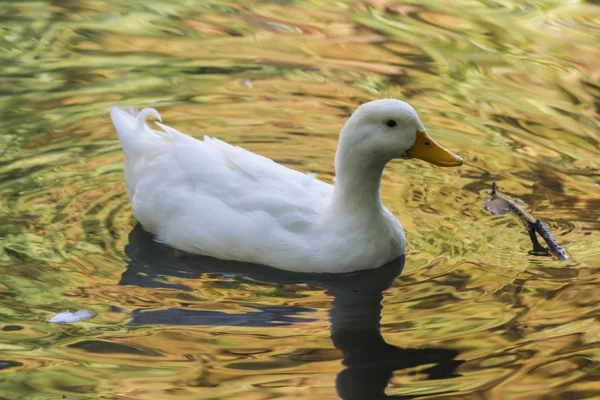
[386,120,397,128]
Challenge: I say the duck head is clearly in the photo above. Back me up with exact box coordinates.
[336,99,463,168]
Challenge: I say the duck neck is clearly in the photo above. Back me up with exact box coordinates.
[329,155,387,216]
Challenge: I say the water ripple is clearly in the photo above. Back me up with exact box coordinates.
[0,0,599,398]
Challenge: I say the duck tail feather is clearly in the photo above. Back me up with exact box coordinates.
[136,108,162,131]
[111,106,167,156]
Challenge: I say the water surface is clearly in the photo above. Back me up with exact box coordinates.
[1,0,599,398]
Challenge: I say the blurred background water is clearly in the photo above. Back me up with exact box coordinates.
[0,0,599,399]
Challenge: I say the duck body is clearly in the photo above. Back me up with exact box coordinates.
[111,100,461,273]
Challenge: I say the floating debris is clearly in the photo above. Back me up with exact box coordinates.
[48,310,95,324]
[484,197,510,215]
[486,183,568,261]
[241,79,253,88]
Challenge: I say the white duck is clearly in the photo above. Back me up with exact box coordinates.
[110,99,462,273]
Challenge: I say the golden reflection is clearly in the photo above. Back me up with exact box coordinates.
[0,0,599,398]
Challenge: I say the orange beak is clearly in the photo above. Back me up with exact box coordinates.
[407,130,463,167]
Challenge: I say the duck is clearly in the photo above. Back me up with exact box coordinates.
[110,99,463,273]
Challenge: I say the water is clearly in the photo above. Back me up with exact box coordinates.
[1,0,599,398]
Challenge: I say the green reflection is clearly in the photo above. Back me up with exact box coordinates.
[0,0,599,399]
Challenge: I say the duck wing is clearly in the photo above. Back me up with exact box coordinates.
[110,106,332,251]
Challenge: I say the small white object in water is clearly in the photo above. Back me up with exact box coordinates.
[484,198,510,215]
[48,310,95,324]
[241,79,253,88]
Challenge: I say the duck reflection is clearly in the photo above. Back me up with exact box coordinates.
[120,225,462,399]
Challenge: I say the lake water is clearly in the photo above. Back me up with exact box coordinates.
[1,1,599,399]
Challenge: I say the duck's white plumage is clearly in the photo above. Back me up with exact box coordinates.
[111,100,462,273]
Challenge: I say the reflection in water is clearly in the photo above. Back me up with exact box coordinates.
[1,1,599,398]
[122,225,462,399]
